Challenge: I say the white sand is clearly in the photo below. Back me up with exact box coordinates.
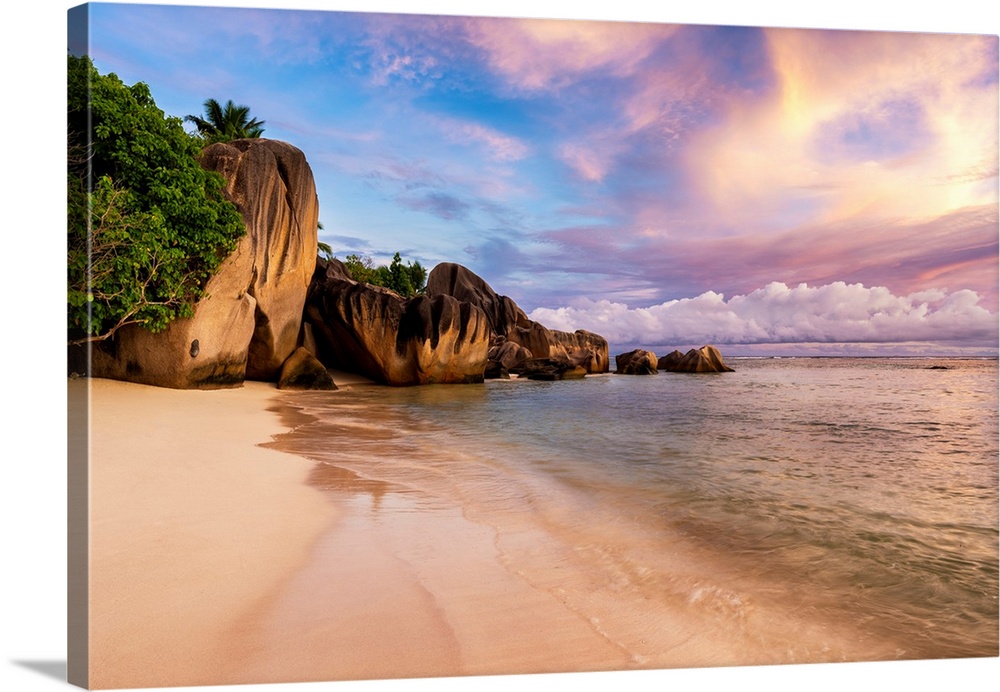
[83,378,338,688]
[80,374,633,689]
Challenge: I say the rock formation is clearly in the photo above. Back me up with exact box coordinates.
[277,347,337,390]
[88,138,319,389]
[657,350,685,371]
[304,260,492,386]
[550,329,611,374]
[426,263,609,375]
[520,358,588,381]
[658,345,735,373]
[614,349,659,375]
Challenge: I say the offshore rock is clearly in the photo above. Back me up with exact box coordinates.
[304,261,491,386]
[89,138,319,389]
[614,349,660,375]
[426,262,609,374]
[550,329,611,374]
[657,350,686,371]
[520,358,588,381]
[659,345,735,373]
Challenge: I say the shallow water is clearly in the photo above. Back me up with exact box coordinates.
[271,358,999,666]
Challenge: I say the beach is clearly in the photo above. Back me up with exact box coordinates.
[75,359,999,689]
[80,375,637,689]
[81,377,338,688]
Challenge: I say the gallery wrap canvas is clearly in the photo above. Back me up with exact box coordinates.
[65,1,998,691]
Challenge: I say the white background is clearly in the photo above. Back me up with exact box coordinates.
[2,1,997,691]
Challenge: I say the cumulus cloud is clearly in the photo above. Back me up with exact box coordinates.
[529,281,998,348]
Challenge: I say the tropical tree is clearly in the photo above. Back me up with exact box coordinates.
[317,222,334,260]
[341,252,427,297]
[68,55,246,344]
[185,97,265,143]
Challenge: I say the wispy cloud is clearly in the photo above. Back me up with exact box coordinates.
[463,16,673,92]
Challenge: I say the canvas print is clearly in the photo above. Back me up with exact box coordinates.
[67,2,999,690]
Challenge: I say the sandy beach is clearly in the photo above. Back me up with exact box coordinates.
[80,377,338,688]
[78,375,639,689]
[75,364,998,690]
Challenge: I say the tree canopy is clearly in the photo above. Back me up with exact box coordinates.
[68,55,246,344]
[185,98,266,143]
[342,252,427,297]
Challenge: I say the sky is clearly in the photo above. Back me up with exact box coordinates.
[73,0,999,355]
[1,7,997,692]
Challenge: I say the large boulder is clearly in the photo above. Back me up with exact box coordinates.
[550,329,610,374]
[489,340,533,371]
[426,263,609,374]
[520,358,588,381]
[277,347,337,390]
[89,139,319,389]
[304,261,492,386]
[657,350,685,371]
[659,345,735,373]
[614,349,659,375]
[199,139,319,379]
[425,262,524,338]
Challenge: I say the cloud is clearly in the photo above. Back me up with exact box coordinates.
[397,191,472,221]
[528,281,998,349]
[434,117,531,162]
[535,202,999,313]
[464,16,674,92]
[684,29,998,230]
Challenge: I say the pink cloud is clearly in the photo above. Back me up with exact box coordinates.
[463,17,674,92]
[682,29,998,231]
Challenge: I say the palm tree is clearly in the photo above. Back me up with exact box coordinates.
[185,98,265,143]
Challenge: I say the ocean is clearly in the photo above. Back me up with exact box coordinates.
[269,357,998,668]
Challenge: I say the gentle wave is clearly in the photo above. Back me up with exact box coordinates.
[271,358,999,663]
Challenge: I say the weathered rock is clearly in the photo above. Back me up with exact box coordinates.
[489,340,533,372]
[660,345,735,373]
[277,347,337,390]
[304,262,491,386]
[89,138,319,389]
[521,358,588,381]
[199,139,319,380]
[425,262,524,337]
[614,349,659,375]
[426,263,609,374]
[483,360,511,380]
[550,329,611,374]
[657,350,685,371]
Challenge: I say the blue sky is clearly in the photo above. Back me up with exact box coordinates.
[73,1,999,355]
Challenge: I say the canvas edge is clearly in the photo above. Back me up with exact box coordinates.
[67,3,91,689]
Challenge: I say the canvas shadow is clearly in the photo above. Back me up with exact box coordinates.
[12,659,67,683]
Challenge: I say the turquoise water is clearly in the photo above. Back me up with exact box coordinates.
[272,358,999,664]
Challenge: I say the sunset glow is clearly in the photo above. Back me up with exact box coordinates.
[80,2,999,354]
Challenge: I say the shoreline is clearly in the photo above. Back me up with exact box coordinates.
[77,368,996,688]
[82,373,637,688]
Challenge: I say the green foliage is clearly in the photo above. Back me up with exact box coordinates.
[317,241,334,261]
[67,55,246,343]
[185,98,265,143]
[342,252,427,297]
